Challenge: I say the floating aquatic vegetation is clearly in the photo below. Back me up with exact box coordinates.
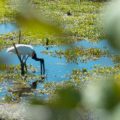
[42,47,108,63]
[0,64,45,102]
[112,55,120,63]
[0,0,104,44]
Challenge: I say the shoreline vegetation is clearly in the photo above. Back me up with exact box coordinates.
[2,1,120,120]
[0,0,113,101]
[0,0,105,46]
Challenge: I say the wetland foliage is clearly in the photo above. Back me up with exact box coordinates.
[1,0,120,120]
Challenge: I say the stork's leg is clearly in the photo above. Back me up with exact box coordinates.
[24,56,29,74]
[32,56,45,75]
[21,63,25,76]
[41,59,45,75]
[24,63,27,73]
[42,59,45,75]
[39,58,45,75]
[40,61,42,75]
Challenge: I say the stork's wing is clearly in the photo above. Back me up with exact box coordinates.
[7,44,34,57]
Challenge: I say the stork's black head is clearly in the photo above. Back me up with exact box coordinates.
[32,51,37,59]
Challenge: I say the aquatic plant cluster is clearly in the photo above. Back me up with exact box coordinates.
[42,47,107,63]
[0,0,104,45]
[1,0,120,120]
[1,64,120,120]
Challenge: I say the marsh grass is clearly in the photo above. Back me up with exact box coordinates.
[0,0,104,45]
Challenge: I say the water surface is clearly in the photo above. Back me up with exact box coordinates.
[0,23,117,98]
[0,43,114,82]
[0,23,17,34]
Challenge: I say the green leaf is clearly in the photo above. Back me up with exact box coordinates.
[50,86,81,109]
[0,0,6,14]
[15,12,63,37]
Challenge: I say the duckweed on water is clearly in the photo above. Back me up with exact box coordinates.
[1,1,120,120]
[0,63,120,104]
[42,47,108,63]
[0,64,41,83]
[111,55,120,63]
[32,65,120,98]
[0,0,104,45]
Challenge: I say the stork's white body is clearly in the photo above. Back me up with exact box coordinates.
[7,44,34,57]
[7,44,45,76]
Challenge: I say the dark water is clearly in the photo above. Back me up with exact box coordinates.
[0,23,116,98]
